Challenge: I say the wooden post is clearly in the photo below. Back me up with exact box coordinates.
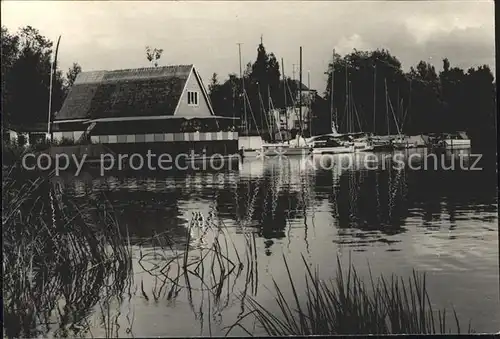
[48,35,61,143]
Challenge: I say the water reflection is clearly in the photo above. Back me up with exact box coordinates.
[44,148,498,336]
[54,149,498,252]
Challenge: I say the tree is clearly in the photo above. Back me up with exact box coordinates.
[208,72,219,95]
[146,46,163,67]
[3,26,60,125]
[208,72,224,116]
[1,26,20,125]
[1,25,80,126]
[65,62,82,89]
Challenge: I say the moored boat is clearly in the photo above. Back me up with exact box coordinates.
[260,134,311,156]
[261,143,310,156]
[442,138,471,149]
[441,132,471,149]
[309,135,355,155]
[392,136,418,149]
[431,132,471,150]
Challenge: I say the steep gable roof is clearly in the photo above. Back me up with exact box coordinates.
[55,65,194,121]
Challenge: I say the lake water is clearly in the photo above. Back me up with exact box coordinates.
[50,149,498,336]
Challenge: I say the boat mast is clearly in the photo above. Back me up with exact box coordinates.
[351,83,363,133]
[345,57,348,134]
[385,78,390,136]
[237,42,248,138]
[407,78,412,131]
[308,70,311,137]
[282,58,289,144]
[268,85,273,142]
[373,62,376,134]
[256,82,268,139]
[387,90,402,137]
[47,35,61,142]
[331,49,336,133]
[299,46,303,134]
[349,81,353,133]
[397,86,400,128]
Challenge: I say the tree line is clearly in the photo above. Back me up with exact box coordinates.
[209,42,496,147]
[1,25,82,127]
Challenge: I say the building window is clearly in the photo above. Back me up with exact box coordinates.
[17,134,27,146]
[187,91,199,106]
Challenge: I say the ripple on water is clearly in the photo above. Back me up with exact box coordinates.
[49,154,499,335]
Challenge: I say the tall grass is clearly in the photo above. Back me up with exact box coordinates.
[2,167,133,338]
[3,162,476,337]
[136,207,259,336]
[3,163,258,337]
[228,254,473,335]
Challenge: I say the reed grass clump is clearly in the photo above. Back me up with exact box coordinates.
[2,167,133,338]
[136,209,259,335]
[229,254,473,335]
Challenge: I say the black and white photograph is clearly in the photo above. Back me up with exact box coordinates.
[1,0,498,337]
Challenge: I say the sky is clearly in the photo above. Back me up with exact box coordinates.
[1,1,495,92]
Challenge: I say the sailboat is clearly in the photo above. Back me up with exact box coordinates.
[310,61,373,155]
[308,108,368,155]
[259,89,311,156]
[260,47,311,157]
[369,67,393,152]
[390,92,416,150]
[236,43,266,157]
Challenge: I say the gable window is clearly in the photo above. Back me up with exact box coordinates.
[187,91,199,106]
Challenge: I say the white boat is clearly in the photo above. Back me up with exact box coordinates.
[351,137,375,152]
[261,143,310,156]
[260,134,311,156]
[437,132,471,149]
[442,138,471,149]
[392,137,417,149]
[353,142,375,152]
[371,138,393,151]
[309,135,354,155]
[311,144,355,155]
[310,69,372,155]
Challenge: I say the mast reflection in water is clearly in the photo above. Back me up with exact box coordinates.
[45,148,498,336]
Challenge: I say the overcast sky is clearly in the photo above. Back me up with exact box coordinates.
[1,1,495,92]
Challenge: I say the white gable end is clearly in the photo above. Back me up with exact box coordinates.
[174,67,214,117]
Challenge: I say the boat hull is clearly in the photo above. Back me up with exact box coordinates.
[393,142,418,150]
[311,146,355,155]
[354,145,375,152]
[443,139,471,149]
[372,144,393,152]
[261,144,311,156]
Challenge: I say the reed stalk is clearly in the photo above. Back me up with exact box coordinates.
[2,167,133,338]
[227,254,473,335]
